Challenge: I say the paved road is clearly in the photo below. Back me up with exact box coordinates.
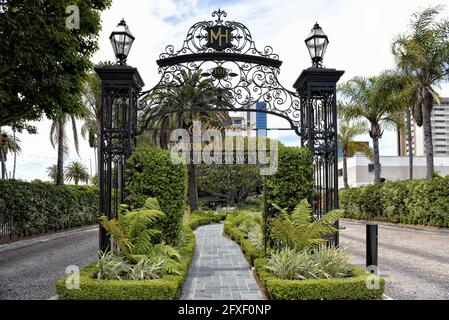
[181,224,264,300]
[340,219,449,300]
[0,227,98,300]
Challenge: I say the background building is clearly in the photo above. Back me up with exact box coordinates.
[338,154,449,188]
[227,102,268,136]
[398,97,449,157]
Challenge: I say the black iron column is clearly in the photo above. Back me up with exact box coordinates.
[95,66,144,252]
[294,67,344,246]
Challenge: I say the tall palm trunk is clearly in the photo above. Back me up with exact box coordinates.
[371,124,381,184]
[342,149,349,189]
[187,164,198,212]
[56,118,65,185]
[406,108,413,180]
[422,93,434,179]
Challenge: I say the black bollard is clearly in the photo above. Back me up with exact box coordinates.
[366,224,378,271]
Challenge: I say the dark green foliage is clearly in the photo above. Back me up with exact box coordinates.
[197,164,262,206]
[0,180,98,237]
[266,146,314,213]
[254,258,384,300]
[126,146,187,244]
[340,176,449,227]
[0,0,112,128]
[55,225,196,300]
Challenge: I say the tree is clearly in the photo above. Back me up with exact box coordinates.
[0,0,111,129]
[392,5,449,179]
[197,164,262,206]
[337,118,373,188]
[50,113,82,185]
[339,71,406,184]
[141,70,232,211]
[47,164,58,184]
[0,129,21,179]
[81,61,114,174]
[65,161,89,185]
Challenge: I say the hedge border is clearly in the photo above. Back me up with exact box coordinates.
[254,258,384,300]
[55,225,196,300]
[223,220,260,265]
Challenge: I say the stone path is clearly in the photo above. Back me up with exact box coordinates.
[180,224,264,300]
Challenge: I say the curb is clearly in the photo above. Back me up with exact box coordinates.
[0,226,98,253]
[341,218,449,235]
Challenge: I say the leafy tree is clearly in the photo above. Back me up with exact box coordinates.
[0,129,21,179]
[197,164,262,206]
[65,161,89,185]
[47,164,58,184]
[392,5,449,179]
[0,0,111,128]
[141,70,232,212]
[337,119,373,188]
[338,71,406,184]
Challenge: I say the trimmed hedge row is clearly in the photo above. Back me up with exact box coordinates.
[188,211,227,230]
[0,180,98,237]
[340,176,449,227]
[223,219,260,265]
[254,258,384,300]
[55,225,196,300]
[126,146,188,244]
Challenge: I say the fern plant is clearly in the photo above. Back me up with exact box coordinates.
[270,199,343,251]
[99,197,182,275]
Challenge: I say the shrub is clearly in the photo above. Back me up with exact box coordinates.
[255,258,384,300]
[126,146,187,244]
[187,210,227,230]
[0,180,98,237]
[266,146,314,213]
[270,199,343,251]
[55,225,196,300]
[340,176,449,227]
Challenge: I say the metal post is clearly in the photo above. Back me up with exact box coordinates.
[366,224,378,271]
[263,175,268,256]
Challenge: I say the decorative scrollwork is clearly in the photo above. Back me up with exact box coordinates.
[139,10,302,135]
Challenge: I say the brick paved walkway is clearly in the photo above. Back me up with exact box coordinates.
[180,224,264,300]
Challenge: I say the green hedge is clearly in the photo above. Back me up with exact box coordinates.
[188,211,227,230]
[254,258,384,300]
[340,176,449,227]
[223,219,260,265]
[0,180,98,237]
[126,146,187,244]
[55,225,196,300]
[267,146,314,213]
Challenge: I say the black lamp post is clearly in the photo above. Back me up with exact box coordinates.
[97,19,143,252]
[109,19,135,65]
[305,23,329,68]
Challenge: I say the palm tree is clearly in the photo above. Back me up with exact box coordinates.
[81,62,114,176]
[0,129,21,180]
[65,161,89,185]
[141,70,232,211]
[47,164,58,183]
[339,71,405,184]
[50,113,83,185]
[337,119,374,188]
[392,5,449,179]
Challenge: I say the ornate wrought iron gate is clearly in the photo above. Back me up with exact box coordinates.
[96,10,344,251]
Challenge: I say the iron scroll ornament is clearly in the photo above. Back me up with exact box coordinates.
[137,9,302,136]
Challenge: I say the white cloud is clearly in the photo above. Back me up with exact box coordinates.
[7,0,449,180]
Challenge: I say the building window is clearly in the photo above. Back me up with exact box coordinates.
[338,168,343,177]
[368,164,375,172]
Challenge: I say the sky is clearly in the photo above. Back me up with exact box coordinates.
[5,0,449,181]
